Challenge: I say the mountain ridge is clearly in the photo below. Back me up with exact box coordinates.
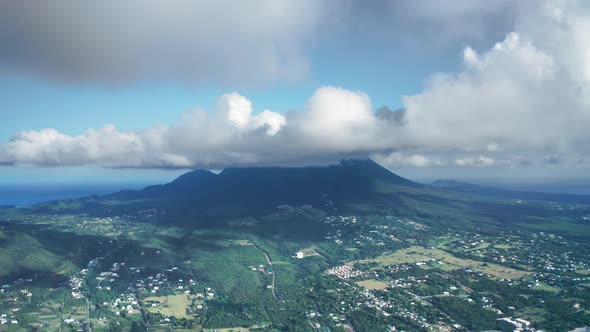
[109,158,418,198]
[9,158,590,240]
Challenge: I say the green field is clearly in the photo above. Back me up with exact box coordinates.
[356,279,388,290]
[145,294,194,319]
[355,245,531,279]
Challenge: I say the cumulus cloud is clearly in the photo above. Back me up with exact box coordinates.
[217,93,286,134]
[254,111,287,136]
[399,1,590,159]
[291,86,384,151]
[2,0,590,174]
[0,87,386,168]
[0,0,329,86]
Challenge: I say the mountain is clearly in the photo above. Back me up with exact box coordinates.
[17,159,590,237]
[432,179,590,204]
[98,159,423,218]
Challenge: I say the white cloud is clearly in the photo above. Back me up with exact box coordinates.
[218,93,254,130]
[215,92,286,135]
[1,126,145,167]
[399,0,590,158]
[292,86,381,151]
[455,155,496,167]
[254,110,287,136]
[401,32,566,151]
[0,87,382,168]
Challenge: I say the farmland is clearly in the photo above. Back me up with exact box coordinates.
[145,294,195,319]
[354,245,531,279]
[355,279,388,290]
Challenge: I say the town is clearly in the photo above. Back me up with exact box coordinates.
[1,203,589,332]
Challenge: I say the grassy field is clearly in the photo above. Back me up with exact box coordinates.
[356,279,388,290]
[233,239,254,246]
[354,246,531,279]
[517,218,590,238]
[296,247,321,258]
[465,242,491,251]
[145,294,194,319]
[533,282,560,293]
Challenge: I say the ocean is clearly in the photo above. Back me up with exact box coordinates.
[0,182,150,206]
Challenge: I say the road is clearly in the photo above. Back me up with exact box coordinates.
[84,297,91,332]
[57,295,65,332]
[252,243,278,300]
[128,271,150,330]
[185,260,197,282]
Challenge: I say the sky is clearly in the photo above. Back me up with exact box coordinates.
[1,0,590,187]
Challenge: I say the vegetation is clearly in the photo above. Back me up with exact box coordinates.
[1,160,589,331]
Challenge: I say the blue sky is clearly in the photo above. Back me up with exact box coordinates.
[0,43,458,141]
[1,0,590,186]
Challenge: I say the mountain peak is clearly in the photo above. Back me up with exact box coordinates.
[98,158,420,218]
[339,158,418,187]
[171,169,216,184]
[339,158,380,168]
[168,169,217,191]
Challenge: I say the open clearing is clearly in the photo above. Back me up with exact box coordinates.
[296,247,321,258]
[144,294,193,318]
[356,279,388,290]
[231,239,254,246]
[533,282,560,293]
[354,246,530,279]
[464,242,491,251]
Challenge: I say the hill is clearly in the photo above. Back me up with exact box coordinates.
[432,179,590,204]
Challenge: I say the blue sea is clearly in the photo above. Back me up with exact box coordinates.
[0,182,151,206]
